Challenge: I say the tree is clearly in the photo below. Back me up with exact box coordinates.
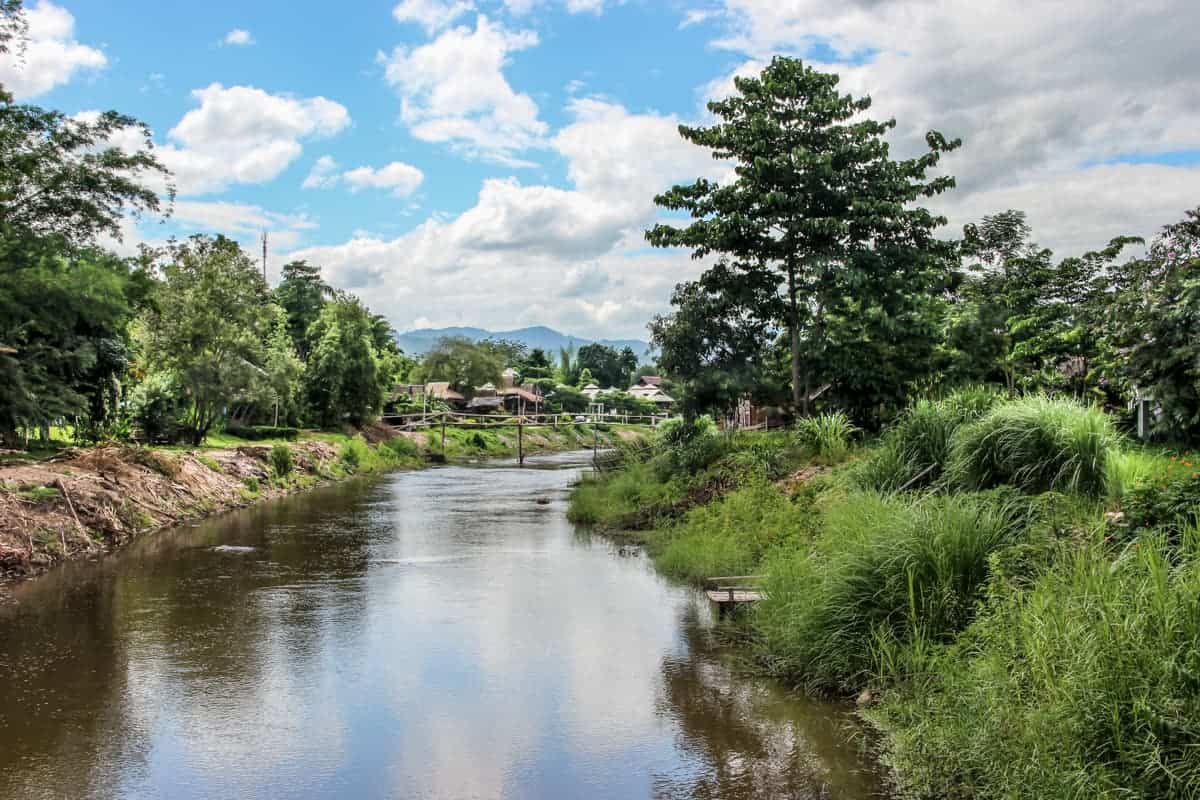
[0,240,147,444]
[1106,208,1200,441]
[274,260,330,359]
[138,236,272,444]
[0,98,170,248]
[415,336,503,398]
[518,347,553,380]
[577,343,632,389]
[303,297,391,427]
[647,56,959,416]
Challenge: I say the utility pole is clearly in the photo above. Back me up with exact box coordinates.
[260,231,268,283]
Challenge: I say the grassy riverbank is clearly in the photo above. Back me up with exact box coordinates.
[1,422,642,582]
[569,397,1200,799]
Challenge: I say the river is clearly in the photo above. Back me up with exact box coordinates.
[0,451,882,799]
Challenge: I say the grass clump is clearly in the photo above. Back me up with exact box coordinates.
[339,435,372,473]
[794,411,856,463]
[270,444,293,478]
[653,480,816,582]
[946,395,1116,496]
[755,489,1026,690]
[874,533,1200,799]
[853,386,1003,491]
[197,454,223,473]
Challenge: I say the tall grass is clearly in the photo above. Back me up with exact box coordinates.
[794,411,856,463]
[652,480,817,582]
[946,395,1117,496]
[874,533,1200,799]
[853,386,1002,491]
[755,490,1026,690]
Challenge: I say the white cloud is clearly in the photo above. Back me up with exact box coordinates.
[342,161,425,196]
[501,0,611,14]
[159,83,351,195]
[0,0,106,98]
[302,157,425,197]
[392,0,474,33]
[221,28,255,47]
[283,98,723,337]
[378,15,546,165]
[301,155,340,189]
[702,0,1200,254]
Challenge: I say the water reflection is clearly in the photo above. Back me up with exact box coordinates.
[0,453,880,799]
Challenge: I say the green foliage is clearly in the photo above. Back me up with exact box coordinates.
[338,435,371,473]
[273,260,330,359]
[946,396,1116,495]
[269,444,293,477]
[380,434,420,462]
[125,371,186,444]
[19,484,61,503]
[223,425,300,441]
[576,343,638,389]
[137,235,274,445]
[549,384,588,414]
[647,56,959,419]
[654,480,813,582]
[304,297,392,427]
[196,455,222,473]
[416,336,504,398]
[756,490,1026,690]
[875,536,1200,799]
[793,412,856,463]
[1115,455,1200,541]
[853,386,1003,490]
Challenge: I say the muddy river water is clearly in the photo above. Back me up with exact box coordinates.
[0,451,882,799]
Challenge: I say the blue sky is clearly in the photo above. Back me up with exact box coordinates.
[3,0,1198,338]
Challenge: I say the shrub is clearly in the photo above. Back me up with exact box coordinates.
[1115,456,1200,541]
[270,444,293,477]
[339,436,370,472]
[794,411,856,463]
[874,534,1200,799]
[126,371,186,443]
[381,435,420,460]
[223,425,300,441]
[755,490,1026,690]
[852,386,1003,491]
[946,396,1116,496]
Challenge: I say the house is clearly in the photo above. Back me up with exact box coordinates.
[465,395,504,413]
[425,382,466,407]
[500,384,543,414]
[581,383,602,399]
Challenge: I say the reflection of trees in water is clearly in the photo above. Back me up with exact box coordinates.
[651,600,883,800]
[0,481,381,799]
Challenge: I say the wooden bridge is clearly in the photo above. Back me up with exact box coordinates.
[703,575,766,615]
[380,410,671,465]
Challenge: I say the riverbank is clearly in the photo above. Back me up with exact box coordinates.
[1,422,643,582]
[568,398,1200,799]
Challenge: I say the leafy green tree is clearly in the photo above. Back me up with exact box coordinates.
[0,241,147,444]
[577,342,635,389]
[647,56,959,417]
[518,347,553,380]
[138,235,272,444]
[1105,208,1200,441]
[416,336,504,397]
[304,297,391,427]
[273,260,330,359]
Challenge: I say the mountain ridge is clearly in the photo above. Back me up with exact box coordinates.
[396,325,652,362]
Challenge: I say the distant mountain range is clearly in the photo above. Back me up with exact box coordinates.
[396,326,653,362]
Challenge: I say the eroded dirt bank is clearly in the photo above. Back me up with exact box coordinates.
[0,442,341,581]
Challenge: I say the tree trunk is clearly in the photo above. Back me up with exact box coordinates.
[787,261,806,415]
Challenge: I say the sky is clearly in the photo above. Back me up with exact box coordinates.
[3,0,1198,340]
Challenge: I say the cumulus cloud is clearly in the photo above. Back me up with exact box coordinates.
[283,98,723,336]
[0,0,106,98]
[378,15,546,165]
[302,157,425,196]
[343,162,425,196]
[221,28,254,47]
[703,0,1200,253]
[501,0,611,14]
[159,83,351,195]
[392,0,474,33]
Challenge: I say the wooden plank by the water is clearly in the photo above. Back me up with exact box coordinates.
[704,588,765,604]
[703,575,766,605]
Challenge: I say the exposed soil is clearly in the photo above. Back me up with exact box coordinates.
[0,442,340,582]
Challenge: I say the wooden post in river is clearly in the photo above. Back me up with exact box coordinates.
[441,414,447,456]
[518,419,524,465]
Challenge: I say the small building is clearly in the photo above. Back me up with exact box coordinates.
[500,384,543,414]
[465,395,504,413]
[425,382,466,407]
[581,383,602,399]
